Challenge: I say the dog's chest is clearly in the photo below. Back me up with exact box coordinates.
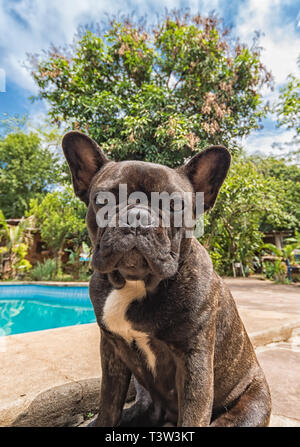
[102,280,156,373]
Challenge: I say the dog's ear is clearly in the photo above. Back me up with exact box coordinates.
[62,131,108,205]
[180,145,231,211]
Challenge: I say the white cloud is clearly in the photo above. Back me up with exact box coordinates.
[1,0,166,92]
[234,0,300,155]
[242,128,297,156]
[0,0,223,94]
[3,0,298,93]
[0,0,113,92]
[236,0,300,84]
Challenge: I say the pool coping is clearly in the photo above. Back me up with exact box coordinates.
[0,281,89,286]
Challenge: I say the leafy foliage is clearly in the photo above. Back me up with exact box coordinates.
[30,258,57,281]
[28,185,88,253]
[263,242,299,261]
[261,241,300,283]
[253,156,300,232]
[276,73,300,135]
[202,153,300,276]
[202,158,268,276]
[65,241,91,281]
[27,186,89,274]
[30,11,272,166]
[0,131,61,218]
[0,211,32,279]
[273,56,300,161]
[202,155,300,276]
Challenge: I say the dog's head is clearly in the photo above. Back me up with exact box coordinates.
[62,131,230,290]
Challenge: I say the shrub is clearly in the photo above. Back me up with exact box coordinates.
[30,258,57,281]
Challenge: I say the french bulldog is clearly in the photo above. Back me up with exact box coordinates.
[62,131,271,427]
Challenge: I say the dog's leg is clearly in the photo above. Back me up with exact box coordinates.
[119,378,164,427]
[176,346,215,427]
[175,319,217,427]
[126,374,137,403]
[91,333,131,427]
[210,374,271,427]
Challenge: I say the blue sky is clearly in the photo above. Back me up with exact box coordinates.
[0,0,299,155]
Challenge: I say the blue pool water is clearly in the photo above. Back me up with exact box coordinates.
[0,284,96,336]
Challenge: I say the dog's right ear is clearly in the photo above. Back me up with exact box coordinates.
[62,131,108,205]
[179,145,231,211]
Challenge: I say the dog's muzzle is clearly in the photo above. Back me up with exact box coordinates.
[92,205,180,290]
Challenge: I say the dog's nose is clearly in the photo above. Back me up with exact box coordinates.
[127,207,154,228]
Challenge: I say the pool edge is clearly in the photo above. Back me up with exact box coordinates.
[0,281,89,287]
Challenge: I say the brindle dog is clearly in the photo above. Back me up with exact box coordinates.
[62,131,271,427]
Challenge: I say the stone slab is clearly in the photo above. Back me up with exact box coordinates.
[256,337,300,423]
[224,278,300,346]
[0,324,101,426]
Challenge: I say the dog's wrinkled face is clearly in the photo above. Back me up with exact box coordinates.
[62,131,230,291]
[88,160,194,290]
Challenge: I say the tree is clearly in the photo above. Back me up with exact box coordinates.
[201,152,300,276]
[262,241,300,283]
[276,74,300,134]
[202,158,267,275]
[0,131,62,218]
[30,11,272,166]
[0,114,27,136]
[274,56,300,162]
[27,186,88,274]
[253,156,300,232]
[0,210,32,279]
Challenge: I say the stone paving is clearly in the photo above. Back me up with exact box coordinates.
[0,278,299,427]
[257,336,300,426]
[224,278,300,345]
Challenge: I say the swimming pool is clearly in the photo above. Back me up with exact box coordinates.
[0,284,96,336]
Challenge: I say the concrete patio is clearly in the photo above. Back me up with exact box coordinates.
[0,277,299,427]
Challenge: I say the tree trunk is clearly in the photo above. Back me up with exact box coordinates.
[56,238,66,278]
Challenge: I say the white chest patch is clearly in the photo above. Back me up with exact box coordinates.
[102,280,156,374]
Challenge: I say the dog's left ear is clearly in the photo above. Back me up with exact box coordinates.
[180,145,231,211]
[62,131,108,205]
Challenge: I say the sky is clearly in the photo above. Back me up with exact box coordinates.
[0,0,299,156]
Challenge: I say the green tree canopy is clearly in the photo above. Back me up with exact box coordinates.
[276,71,300,136]
[253,156,300,232]
[0,131,61,218]
[28,185,88,253]
[203,158,268,275]
[274,56,300,161]
[27,185,88,273]
[30,11,272,166]
[202,154,299,276]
